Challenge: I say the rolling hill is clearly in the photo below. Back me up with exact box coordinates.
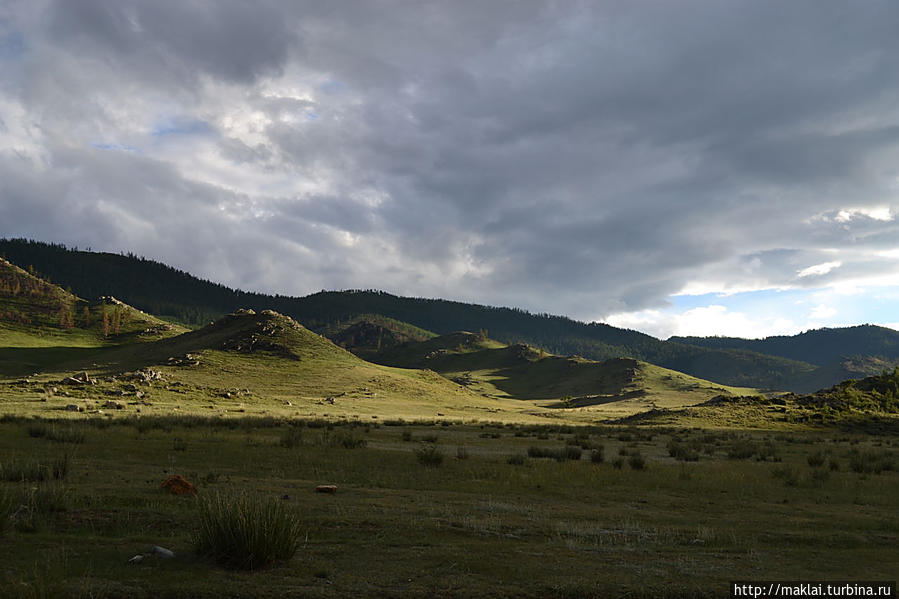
[3,238,895,392]
[0,239,820,390]
[364,330,757,416]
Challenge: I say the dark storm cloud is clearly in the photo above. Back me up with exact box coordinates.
[2,0,899,321]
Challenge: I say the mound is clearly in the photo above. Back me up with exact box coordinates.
[329,316,436,359]
[153,309,352,362]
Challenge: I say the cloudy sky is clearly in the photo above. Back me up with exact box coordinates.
[2,1,899,339]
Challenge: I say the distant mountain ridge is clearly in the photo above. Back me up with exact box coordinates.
[671,326,899,366]
[1,238,893,392]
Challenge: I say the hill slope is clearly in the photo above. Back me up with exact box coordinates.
[0,239,824,390]
[370,331,757,415]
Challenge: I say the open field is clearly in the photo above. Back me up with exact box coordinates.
[1,416,896,598]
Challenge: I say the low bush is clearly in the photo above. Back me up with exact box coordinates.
[590,447,605,464]
[667,440,699,462]
[726,439,757,460]
[628,452,647,470]
[848,449,895,474]
[507,453,527,466]
[415,445,444,467]
[807,451,826,468]
[456,446,469,460]
[194,492,303,570]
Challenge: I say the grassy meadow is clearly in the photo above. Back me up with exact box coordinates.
[0,415,897,598]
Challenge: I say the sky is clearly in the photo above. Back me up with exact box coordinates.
[1,1,899,340]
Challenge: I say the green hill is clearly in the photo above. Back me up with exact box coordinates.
[370,331,757,416]
[325,314,437,360]
[0,239,824,390]
[671,326,899,366]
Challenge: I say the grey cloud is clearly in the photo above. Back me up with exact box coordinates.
[3,1,899,322]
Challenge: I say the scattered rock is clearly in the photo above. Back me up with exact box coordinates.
[150,546,175,559]
[65,404,80,412]
[102,400,124,410]
[62,377,84,386]
[128,555,144,564]
[315,485,338,494]
[160,474,198,496]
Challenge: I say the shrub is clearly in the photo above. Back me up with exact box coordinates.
[726,440,757,460]
[612,458,624,470]
[339,435,367,449]
[807,451,826,468]
[194,492,302,570]
[667,441,699,462]
[590,447,605,464]
[415,445,444,467]
[628,452,647,470]
[420,434,438,443]
[401,431,413,442]
[507,453,527,466]
[527,446,551,458]
[848,449,896,474]
[172,437,188,452]
[456,446,469,460]
[560,446,582,461]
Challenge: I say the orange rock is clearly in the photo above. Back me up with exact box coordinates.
[161,474,198,496]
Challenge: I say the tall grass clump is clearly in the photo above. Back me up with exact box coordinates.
[414,445,444,467]
[0,454,69,482]
[27,423,85,444]
[194,492,303,570]
[848,449,896,474]
[278,426,303,448]
[0,486,15,535]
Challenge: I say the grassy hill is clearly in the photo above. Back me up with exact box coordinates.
[0,239,826,390]
[369,331,757,417]
[324,314,437,360]
[0,257,187,376]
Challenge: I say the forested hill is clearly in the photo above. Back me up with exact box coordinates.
[671,326,899,366]
[0,238,830,389]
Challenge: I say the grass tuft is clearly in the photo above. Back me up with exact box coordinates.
[414,444,444,467]
[194,492,303,570]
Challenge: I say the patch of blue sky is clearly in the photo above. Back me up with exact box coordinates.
[670,288,807,312]
[318,80,345,94]
[151,116,217,138]
[91,142,139,152]
[0,22,25,60]
[670,286,899,330]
